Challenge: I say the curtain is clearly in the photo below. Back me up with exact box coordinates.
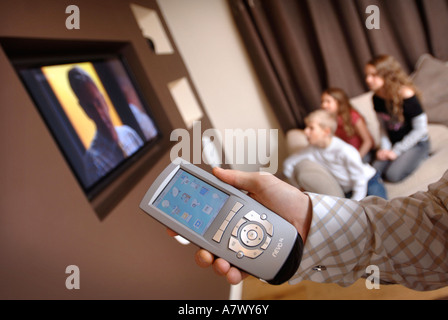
[228,0,448,131]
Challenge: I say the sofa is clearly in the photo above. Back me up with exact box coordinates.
[285,54,448,199]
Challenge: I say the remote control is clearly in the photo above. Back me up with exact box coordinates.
[139,158,303,285]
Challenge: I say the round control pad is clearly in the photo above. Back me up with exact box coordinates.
[229,211,274,259]
[240,223,264,247]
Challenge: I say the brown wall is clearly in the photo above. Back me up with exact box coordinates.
[0,0,229,299]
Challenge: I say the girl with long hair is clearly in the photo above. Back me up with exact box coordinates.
[321,88,374,162]
[365,54,429,182]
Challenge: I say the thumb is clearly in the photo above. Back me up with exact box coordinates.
[212,167,262,194]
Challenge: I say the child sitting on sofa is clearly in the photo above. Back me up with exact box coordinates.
[283,110,387,201]
[321,87,375,163]
[365,54,429,183]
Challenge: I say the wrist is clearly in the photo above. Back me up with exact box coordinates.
[291,193,312,243]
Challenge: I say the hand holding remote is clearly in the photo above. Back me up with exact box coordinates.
[191,167,312,285]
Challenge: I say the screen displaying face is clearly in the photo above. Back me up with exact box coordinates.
[17,57,160,196]
[153,169,230,235]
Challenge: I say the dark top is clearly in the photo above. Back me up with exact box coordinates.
[373,95,424,145]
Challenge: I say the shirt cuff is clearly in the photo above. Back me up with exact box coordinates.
[288,193,370,286]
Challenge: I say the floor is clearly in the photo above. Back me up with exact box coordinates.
[242,276,448,300]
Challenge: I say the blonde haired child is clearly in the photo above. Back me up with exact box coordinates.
[284,110,387,200]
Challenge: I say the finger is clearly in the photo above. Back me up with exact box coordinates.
[212,258,247,285]
[212,258,231,276]
[226,267,248,285]
[212,167,260,193]
[166,228,178,237]
[195,249,215,268]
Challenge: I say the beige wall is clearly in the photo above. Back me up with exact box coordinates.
[158,0,287,172]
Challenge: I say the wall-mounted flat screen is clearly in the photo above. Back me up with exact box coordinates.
[16,55,161,201]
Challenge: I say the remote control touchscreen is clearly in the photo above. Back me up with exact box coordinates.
[153,169,229,235]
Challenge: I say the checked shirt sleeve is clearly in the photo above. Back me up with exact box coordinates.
[289,171,448,291]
